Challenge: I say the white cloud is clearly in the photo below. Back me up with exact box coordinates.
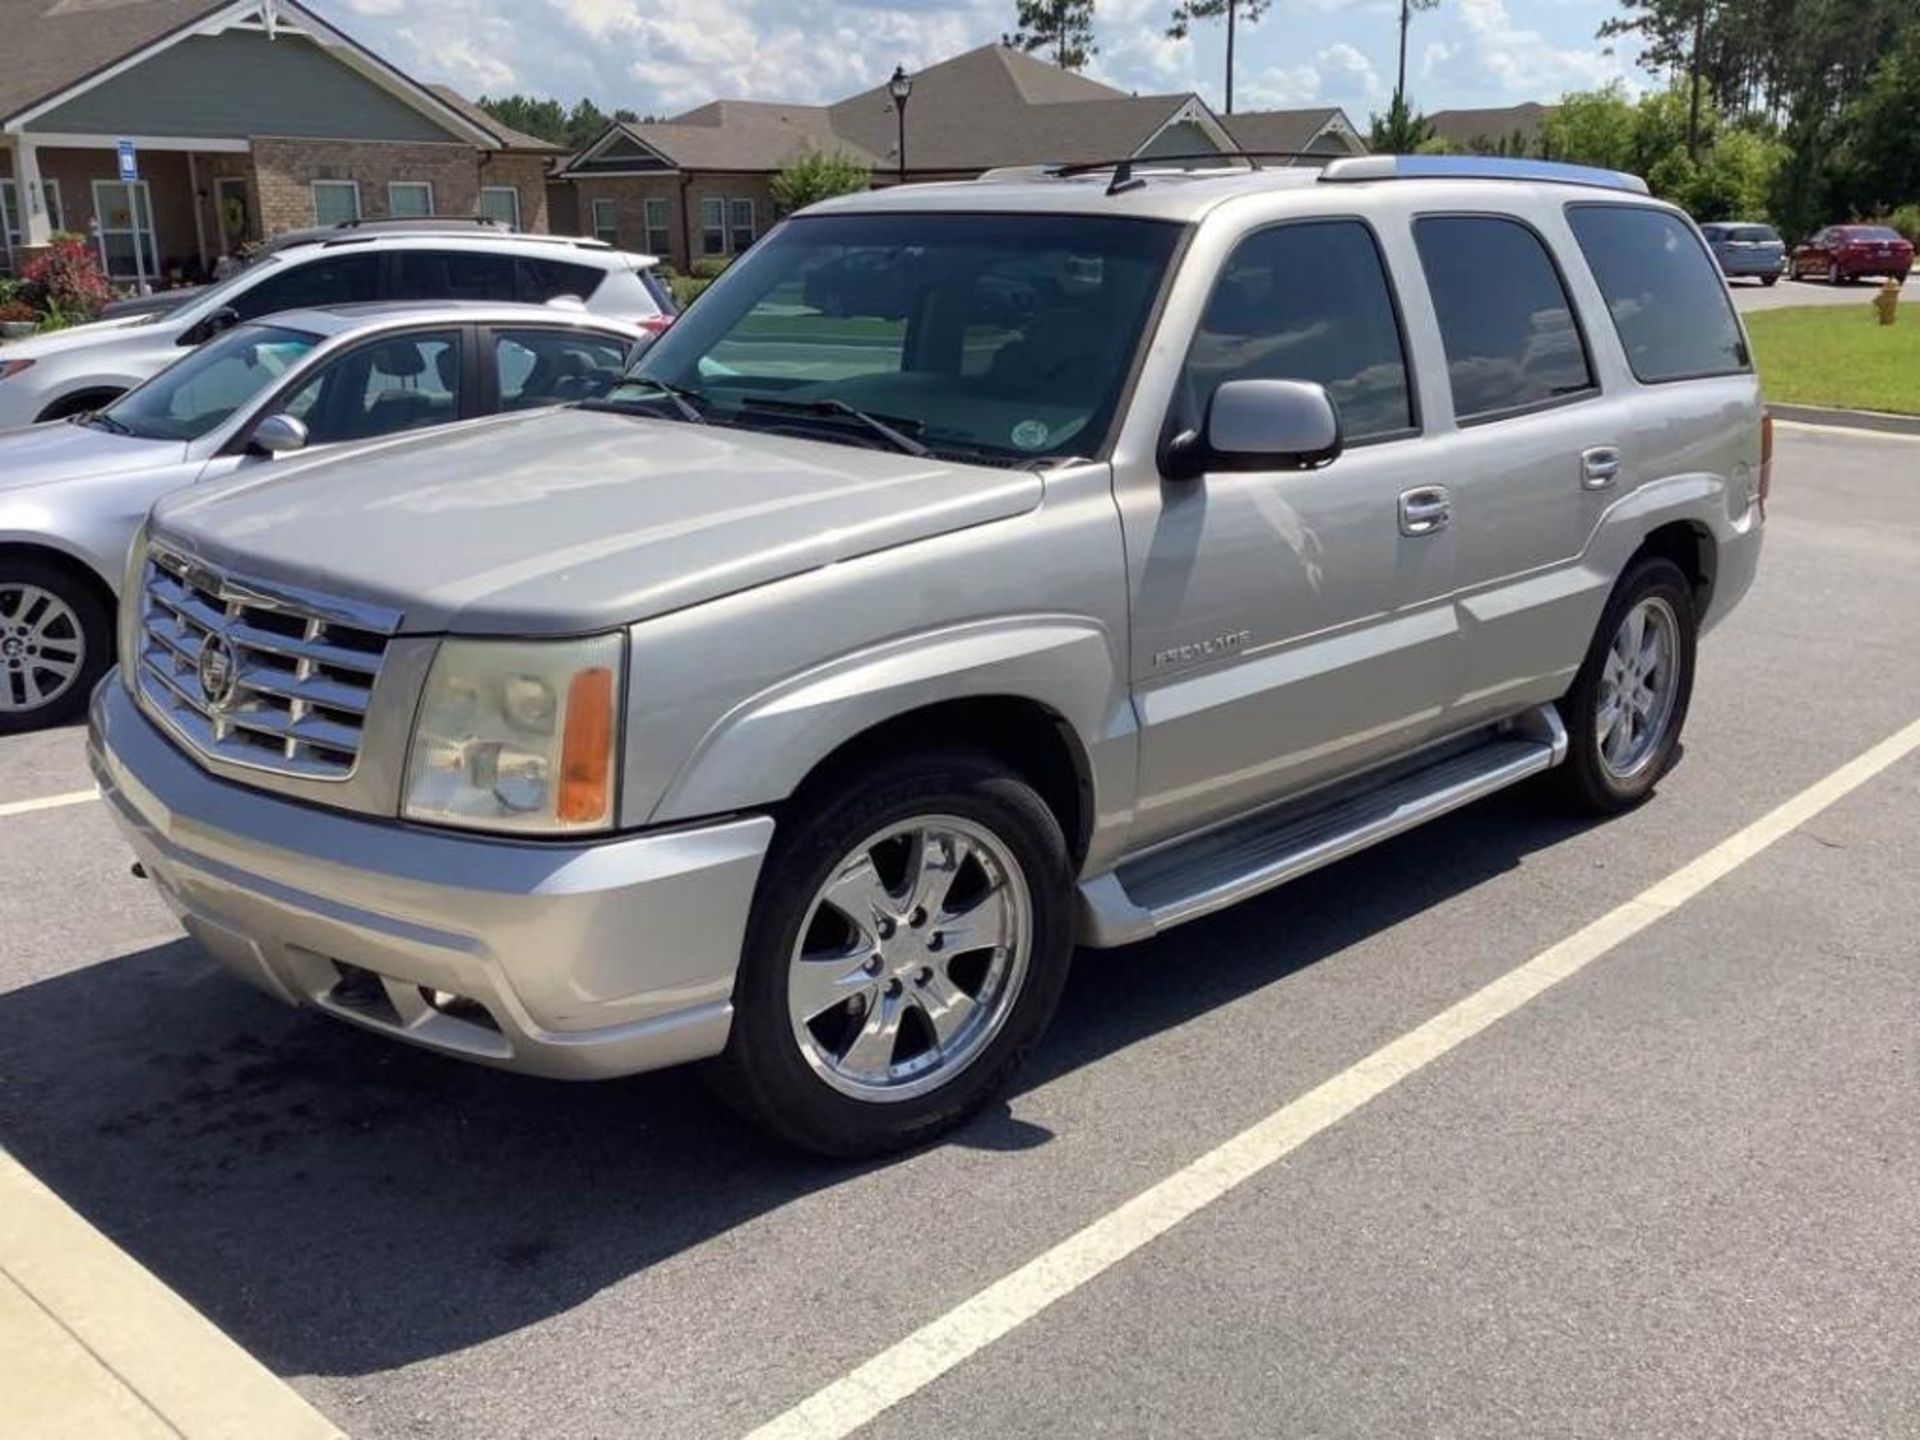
[1448,0,1620,96]
[1240,42,1382,110]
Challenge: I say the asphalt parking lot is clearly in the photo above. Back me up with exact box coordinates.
[1729,270,1917,313]
[2,423,1917,1439]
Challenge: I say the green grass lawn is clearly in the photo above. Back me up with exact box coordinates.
[1745,304,1920,415]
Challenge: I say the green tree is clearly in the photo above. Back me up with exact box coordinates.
[1368,95,1435,154]
[1392,0,1440,126]
[1005,0,1098,71]
[476,94,571,147]
[1167,0,1270,114]
[1831,28,1920,217]
[1540,83,1638,172]
[770,148,873,214]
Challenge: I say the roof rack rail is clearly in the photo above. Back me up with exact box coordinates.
[328,215,506,233]
[1017,151,1331,196]
[1319,154,1650,194]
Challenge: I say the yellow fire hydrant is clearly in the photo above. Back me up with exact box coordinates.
[1873,277,1901,326]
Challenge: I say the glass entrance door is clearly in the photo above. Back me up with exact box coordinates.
[91,180,157,281]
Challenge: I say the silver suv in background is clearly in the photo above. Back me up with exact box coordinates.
[91,155,1767,1156]
[1700,222,1786,285]
[0,303,639,730]
[0,230,671,427]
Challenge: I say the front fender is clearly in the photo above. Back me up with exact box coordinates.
[649,613,1132,831]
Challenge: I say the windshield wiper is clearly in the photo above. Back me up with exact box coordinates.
[595,377,709,424]
[736,395,930,458]
[75,410,133,436]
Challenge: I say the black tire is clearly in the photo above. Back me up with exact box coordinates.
[1828,263,1847,286]
[0,558,113,734]
[1762,274,1779,287]
[1556,557,1698,815]
[712,750,1075,1158]
[35,389,126,423]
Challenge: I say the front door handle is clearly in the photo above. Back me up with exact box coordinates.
[1399,485,1450,537]
[1581,445,1621,490]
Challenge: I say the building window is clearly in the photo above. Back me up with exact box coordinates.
[90,179,157,280]
[387,181,434,219]
[590,198,618,245]
[727,198,755,253]
[480,185,521,229]
[699,197,725,256]
[311,180,362,228]
[644,197,671,257]
[0,179,62,266]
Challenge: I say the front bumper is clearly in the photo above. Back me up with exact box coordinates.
[89,679,774,1080]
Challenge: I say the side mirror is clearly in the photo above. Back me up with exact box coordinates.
[248,413,309,457]
[180,305,241,346]
[1163,378,1343,481]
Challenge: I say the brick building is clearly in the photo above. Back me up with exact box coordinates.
[0,0,559,282]
[554,44,1366,272]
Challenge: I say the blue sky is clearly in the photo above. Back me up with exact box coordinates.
[318,0,1646,122]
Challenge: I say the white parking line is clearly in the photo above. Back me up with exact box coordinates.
[0,788,99,819]
[746,714,1920,1440]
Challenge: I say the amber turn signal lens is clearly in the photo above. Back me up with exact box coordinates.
[1758,410,1773,513]
[557,666,616,824]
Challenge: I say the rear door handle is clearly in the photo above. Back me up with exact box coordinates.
[1398,485,1450,537]
[1581,445,1621,490]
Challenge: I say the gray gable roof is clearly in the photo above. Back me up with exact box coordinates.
[1221,107,1365,158]
[425,84,564,153]
[0,0,227,125]
[1427,102,1551,147]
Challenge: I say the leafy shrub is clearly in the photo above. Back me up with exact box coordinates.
[771,148,870,212]
[0,299,37,324]
[690,256,732,280]
[670,275,712,307]
[21,234,111,321]
[1883,203,1920,245]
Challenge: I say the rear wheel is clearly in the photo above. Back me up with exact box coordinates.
[1556,557,1697,815]
[1829,262,1847,286]
[0,560,112,734]
[1761,274,1779,287]
[712,750,1074,1157]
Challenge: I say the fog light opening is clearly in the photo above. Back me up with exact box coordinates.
[420,986,502,1033]
[328,962,400,1024]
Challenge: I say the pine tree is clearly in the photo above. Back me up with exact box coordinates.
[1006,0,1098,72]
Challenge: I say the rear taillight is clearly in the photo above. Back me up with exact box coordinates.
[1758,410,1773,515]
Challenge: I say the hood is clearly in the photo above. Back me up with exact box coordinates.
[151,408,1045,634]
[0,418,186,491]
[0,313,159,360]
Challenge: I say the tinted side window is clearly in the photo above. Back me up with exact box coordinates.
[229,253,379,320]
[1413,215,1594,421]
[1180,219,1414,443]
[1566,207,1748,383]
[516,257,606,304]
[494,328,630,410]
[277,331,463,445]
[390,250,516,302]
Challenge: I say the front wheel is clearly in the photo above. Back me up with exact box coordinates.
[0,561,112,734]
[712,751,1075,1157]
[1762,274,1779,287]
[1556,557,1698,815]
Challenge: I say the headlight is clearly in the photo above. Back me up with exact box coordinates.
[0,359,35,382]
[403,634,624,834]
[117,524,148,694]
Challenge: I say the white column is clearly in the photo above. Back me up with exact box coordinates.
[13,135,52,248]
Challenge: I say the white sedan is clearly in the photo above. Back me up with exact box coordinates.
[0,301,641,731]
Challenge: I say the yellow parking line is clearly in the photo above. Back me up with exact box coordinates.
[0,1150,344,1440]
[0,788,99,819]
[746,714,1920,1440]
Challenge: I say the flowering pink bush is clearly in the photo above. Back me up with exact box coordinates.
[22,234,112,321]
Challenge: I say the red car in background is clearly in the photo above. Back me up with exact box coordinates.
[1789,225,1915,285]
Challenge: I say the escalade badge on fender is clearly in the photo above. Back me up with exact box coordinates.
[197,633,237,711]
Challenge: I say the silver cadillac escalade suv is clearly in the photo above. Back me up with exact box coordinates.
[89,155,1768,1156]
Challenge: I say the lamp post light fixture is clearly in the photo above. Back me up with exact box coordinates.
[888,64,913,184]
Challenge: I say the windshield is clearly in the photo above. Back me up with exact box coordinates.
[602,212,1183,465]
[102,322,320,441]
[1849,226,1904,242]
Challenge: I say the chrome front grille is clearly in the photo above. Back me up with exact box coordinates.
[136,546,401,780]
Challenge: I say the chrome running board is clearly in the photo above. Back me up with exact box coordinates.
[1078,704,1567,947]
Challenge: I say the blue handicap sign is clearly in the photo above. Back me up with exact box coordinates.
[116,139,138,183]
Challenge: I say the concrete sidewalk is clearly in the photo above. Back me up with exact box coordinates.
[0,1149,342,1440]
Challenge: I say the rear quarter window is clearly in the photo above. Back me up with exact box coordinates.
[517,256,608,305]
[1566,205,1750,383]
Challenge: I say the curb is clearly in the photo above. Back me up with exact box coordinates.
[0,1149,344,1440]
[1769,403,1920,437]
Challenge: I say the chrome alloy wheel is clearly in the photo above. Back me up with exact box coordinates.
[1596,596,1680,780]
[787,816,1033,1103]
[0,583,86,716]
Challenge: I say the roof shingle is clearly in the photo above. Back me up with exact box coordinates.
[0,0,226,125]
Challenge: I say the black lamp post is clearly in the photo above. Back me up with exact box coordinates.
[888,65,913,184]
